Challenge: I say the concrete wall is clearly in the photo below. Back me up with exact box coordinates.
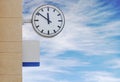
[0,0,22,82]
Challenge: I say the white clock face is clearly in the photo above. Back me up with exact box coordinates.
[32,5,65,37]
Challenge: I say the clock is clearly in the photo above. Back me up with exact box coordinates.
[32,5,65,38]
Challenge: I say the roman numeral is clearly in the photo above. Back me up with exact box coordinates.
[58,26,61,28]
[36,25,39,28]
[58,20,62,22]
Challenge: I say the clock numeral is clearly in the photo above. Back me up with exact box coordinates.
[53,30,56,33]
[34,19,39,21]
[36,25,39,28]
[47,7,49,11]
[41,30,44,33]
[36,12,40,16]
[58,20,62,22]
[53,9,56,12]
[48,30,50,35]
[57,13,61,16]
[58,26,61,29]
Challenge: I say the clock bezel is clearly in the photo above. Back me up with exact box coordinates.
[31,4,65,38]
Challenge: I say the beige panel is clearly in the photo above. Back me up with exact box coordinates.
[0,42,21,53]
[0,0,22,82]
[0,0,22,17]
[0,53,22,75]
[0,75,22,82]
[0,18,22,41]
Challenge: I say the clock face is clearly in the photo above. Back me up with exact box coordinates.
[32,5,65,37]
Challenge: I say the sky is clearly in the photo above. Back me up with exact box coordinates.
[22,0,120,82]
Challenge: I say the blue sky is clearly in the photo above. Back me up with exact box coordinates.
[22,0,120,82]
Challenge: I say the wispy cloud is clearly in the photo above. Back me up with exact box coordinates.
[23,0,120,56]
[105,58,120,69]
[23,56,89,82]
[23,0,120,82]
[82,71,120,82]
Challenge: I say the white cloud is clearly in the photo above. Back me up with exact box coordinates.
[105,59,120,69]
[22,0,120,82]
[23,0,120,56]
[23,55,89,73]
[23,56,89,82]
[82,71,120,82]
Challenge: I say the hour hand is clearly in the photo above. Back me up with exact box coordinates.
[36,12,52,23]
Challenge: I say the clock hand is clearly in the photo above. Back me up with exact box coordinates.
[38,13,52,23]
[47,13,51,24]
[47,13,52,24]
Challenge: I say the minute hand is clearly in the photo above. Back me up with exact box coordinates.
[47,13,51,24]
[39,13,52,23]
